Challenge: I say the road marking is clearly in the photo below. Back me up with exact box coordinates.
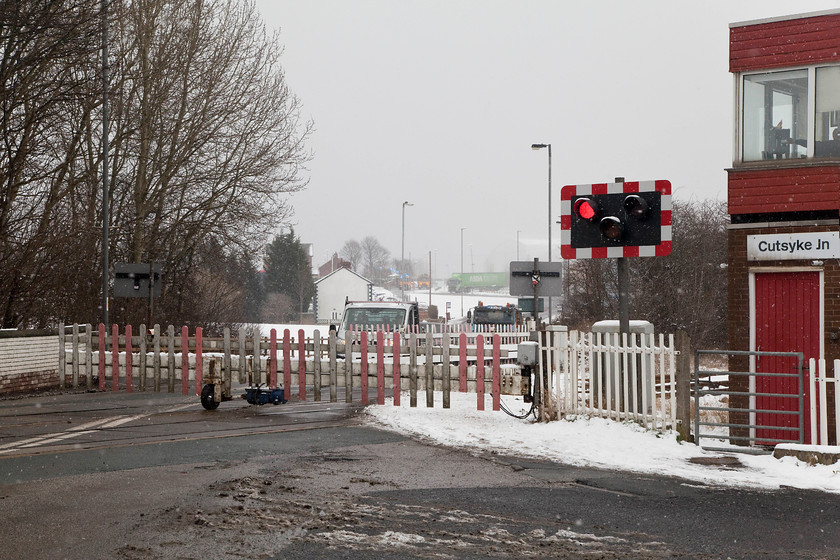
[0,414,147,454]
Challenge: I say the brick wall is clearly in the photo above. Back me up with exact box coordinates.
[728,223,840,362]
[0,334,59,395]
[728,223,840,443]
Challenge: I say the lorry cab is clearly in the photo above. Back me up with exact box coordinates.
[468,302,521,327]
[335,300,420,343]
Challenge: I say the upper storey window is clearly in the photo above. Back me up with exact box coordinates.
[815,66,840,156]
[740,65,840,162]
[742,70,808,162]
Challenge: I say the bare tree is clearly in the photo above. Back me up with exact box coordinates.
[339,239,362,271]
[563,198,728,349]
[102,0,311,324]
[0,0,312,327]
[359,236,391,285]
[0,0,102,327]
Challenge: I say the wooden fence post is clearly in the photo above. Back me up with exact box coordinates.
[283,329,291,394]
[492,334,501,412]
[154,324,161,392]
[71,323,79,388]
[328,329,337,403]
[459,333,467,392]
[195,326,203,395]
[253,327,261,386]
[98,323,106,391]
[297,329,306,400]
[476,335,485,411]
[442,332,450,409]
[269,329,277,389]
[139,324,147,391]
[111,323,119,391]
[425,332,434,408]
[58,322,66,389]
[361,331,369,406]
[223,327,232,397]
[167,325,176,393]
[344,331,352,404]
[125,324,133,393]
[237,327,246,385]
[181,326,189,395]
[377,331,385,405]
[409,331,417,407]
[313,329,321,401]
[393,334,401,406]
[675,330,692,443]
[85,323,93,390]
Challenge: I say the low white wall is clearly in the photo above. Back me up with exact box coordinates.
[0,334,59,394]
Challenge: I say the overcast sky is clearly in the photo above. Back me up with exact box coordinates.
[253,1,840,278]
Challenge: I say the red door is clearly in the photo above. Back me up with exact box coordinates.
[754,271,821,445]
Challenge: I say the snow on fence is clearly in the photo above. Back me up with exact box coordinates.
[58,323,518,411]
[808,358,840,446]
[539,329,678,430]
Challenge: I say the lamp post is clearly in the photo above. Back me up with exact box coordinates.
[460,227,466,316]
[531,143,552,323]
[101,0,110,328]
[516,230,521,260]
[401,201,413,300]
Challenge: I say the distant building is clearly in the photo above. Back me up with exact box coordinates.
[313,267,373,324]
[318,253,351,278]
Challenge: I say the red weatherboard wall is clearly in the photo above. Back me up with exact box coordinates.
[729,12,840,218]
[730,12,840,72]
[728,166,840,215]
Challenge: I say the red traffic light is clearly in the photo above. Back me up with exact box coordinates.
[574,198,601,222]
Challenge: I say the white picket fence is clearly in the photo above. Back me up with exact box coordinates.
[540,329,678,430]
[808,358,840,446]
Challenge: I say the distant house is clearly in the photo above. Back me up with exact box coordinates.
[318,253,351,278]
[313,267,373,324]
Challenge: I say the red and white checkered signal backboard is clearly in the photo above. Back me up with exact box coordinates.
[559,180,672,260]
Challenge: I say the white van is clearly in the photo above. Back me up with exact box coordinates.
[334,300,420,344]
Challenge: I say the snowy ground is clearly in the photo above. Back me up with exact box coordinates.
[256,295,840,496]
[363,392,840,495]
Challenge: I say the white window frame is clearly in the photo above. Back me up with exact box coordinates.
[735,64,840,164]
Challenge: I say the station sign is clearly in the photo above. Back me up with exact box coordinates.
[747,232,840,261]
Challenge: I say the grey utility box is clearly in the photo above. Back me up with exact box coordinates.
[591,320,655,414]
[517,341,539,367]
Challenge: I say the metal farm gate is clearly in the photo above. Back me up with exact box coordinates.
[694,349,805,453]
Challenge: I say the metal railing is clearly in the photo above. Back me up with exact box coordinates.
[694,349,804,454]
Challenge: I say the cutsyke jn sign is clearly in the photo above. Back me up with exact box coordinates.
[747,232,840,261]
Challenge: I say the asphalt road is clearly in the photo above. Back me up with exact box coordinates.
[0,389,838,560]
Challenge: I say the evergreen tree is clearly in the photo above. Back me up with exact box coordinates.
[263,230,315,320]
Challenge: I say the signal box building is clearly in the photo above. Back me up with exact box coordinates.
[728,10,840,444]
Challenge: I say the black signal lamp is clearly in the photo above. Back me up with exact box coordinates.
[623,195,650,219]
[599,216,624,240]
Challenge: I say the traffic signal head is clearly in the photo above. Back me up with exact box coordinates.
[623,195,649,219]
[599,216,624,240]
[568,191,662,250]
[574,198,601,222]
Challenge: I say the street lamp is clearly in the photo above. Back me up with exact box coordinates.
[531,143,553,323]
[401,201,413,300]
[101,0,111,328]
[460,227,466,317]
